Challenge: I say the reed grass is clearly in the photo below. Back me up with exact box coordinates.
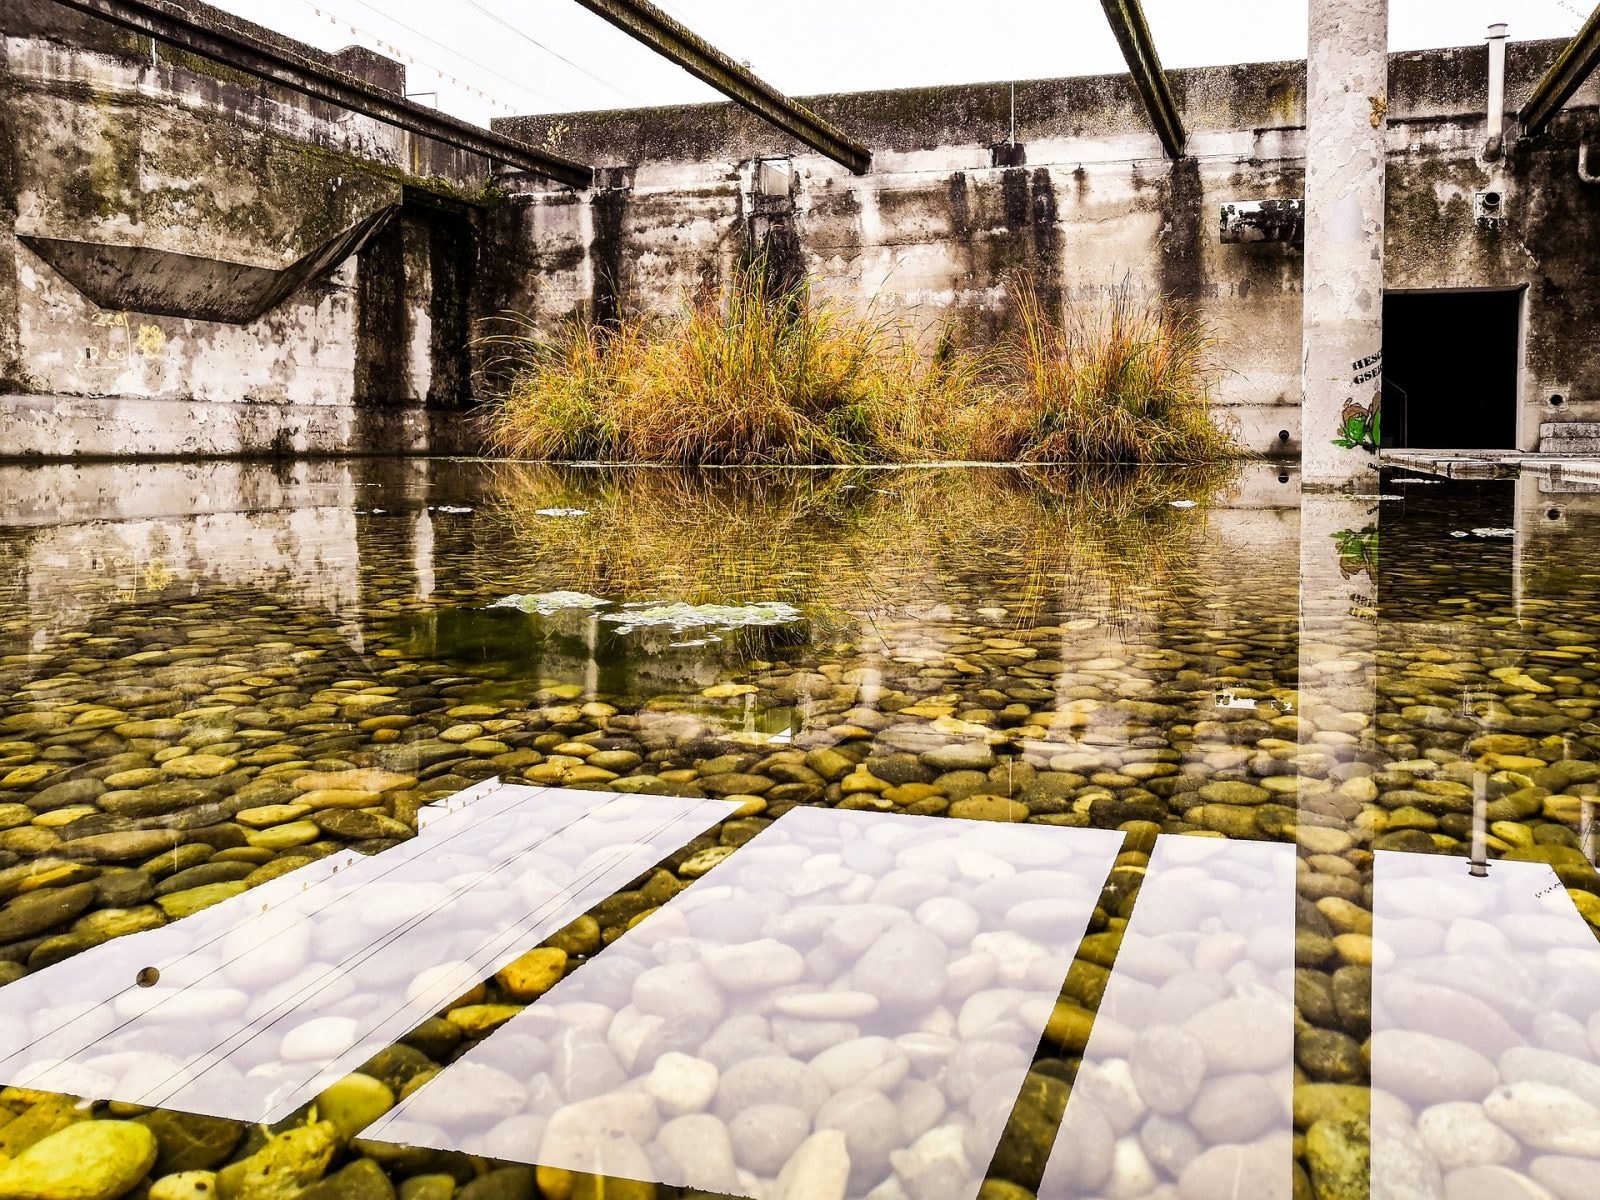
[960,277,1238,464]
[482,267,1239,465]
[484,263,984,466]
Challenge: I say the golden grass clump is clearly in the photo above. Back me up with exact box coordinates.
[485,263,982,466]
[960,277,1238,464]
[483,267,1239,466]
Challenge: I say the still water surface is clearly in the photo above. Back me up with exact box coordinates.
[0,460,1594,1200]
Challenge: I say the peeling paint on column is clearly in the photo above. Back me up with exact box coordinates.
[1302,0,1388,488]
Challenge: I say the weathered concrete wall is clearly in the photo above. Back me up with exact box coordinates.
[497,42,1600,459]
[3,7,1599,461]
[0,0,502,458]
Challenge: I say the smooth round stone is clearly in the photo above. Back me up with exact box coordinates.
[1370,1030,1499,1105]
[162,755,238,779]
[702,939,805,991]
[916,897,981,946]
[715,1056,829,1119]
[644,1052,719,1116]
[809,1037,910,1094]
[0,1120,158,1200]
[280,1016,359,1062]
[851,924,948,1008]
[149,1172,218,1200]
[402,1062,529,1127]
[1183,998,1292,1072]
[1107,1136,1160,1199]
[729,1103,811,1175]
[495,947,568,1001]
[897,1079,947,1142]
[633,962,724,1022]
[814,1087,900,1173]
[1139,1113,1203,1178]
[657,1114,741,1193]
[773,991,879,1020]
[1419,1102,1521,1169]
[1443,1165,1562,1200]
[1190,1074,1283,1144]
[1129,1025,1205,1115]
[314,1072,395,1138]
[1531,1155,1600,1200]
[1485,1082,1600,1155]
[1180,1135,1294,1200]
[1046,1095,1115,1193]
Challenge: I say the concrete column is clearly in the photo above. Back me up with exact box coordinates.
[1302,0,1388,490]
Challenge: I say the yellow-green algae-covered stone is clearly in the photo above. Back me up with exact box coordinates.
[0,1120,158,1200]
[495,947,568,1001]
[214,1122,340,1200]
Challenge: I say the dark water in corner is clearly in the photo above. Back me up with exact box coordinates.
[0,459,1594,1200]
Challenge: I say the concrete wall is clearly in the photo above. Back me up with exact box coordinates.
[2,4,1599,460]
[496,42,1600,458]
[0,1,499,458]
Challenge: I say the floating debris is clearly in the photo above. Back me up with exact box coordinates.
[1168,500,1198,509]
[433,505,473,514]
[602,601,801,636]
[1451,528,1516,539]
[489,591,610,615]
[535,507,589,518]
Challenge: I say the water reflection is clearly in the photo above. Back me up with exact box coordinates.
[0,789,731,1122]
[1039,838,1296,1199]
[0,459,1595,1199]
[366,808,1123,1200]
[1372,851,1600,1199]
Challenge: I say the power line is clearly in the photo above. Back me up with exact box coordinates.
[459,0,648,106]
[301,0,562,110]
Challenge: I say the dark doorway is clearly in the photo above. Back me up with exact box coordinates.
[1382,290,1520,449]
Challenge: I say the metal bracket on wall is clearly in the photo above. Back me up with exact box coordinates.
[1581,141,1600,184]
[1219,199,1304,245]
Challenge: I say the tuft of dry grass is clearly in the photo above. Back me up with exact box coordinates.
[483,262,985,466]
[482,268,1240,466]
[960,277,1238,465]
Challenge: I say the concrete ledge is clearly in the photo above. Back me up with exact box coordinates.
[0,394,480,459]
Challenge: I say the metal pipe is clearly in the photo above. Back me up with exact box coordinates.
[54,0,594,187]
[1470,770,1490,877]
[1486,22,1509,160]
[1097,0,1187,159]
[1521,2,1600,137]
[572,0,871,174]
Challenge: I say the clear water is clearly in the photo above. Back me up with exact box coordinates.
[0,459,1594,1200]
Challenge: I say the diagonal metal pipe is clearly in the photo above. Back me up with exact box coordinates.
[1098,0,1187,159]
[53,0,595,187]
[1521,1,1600,137]
[572,0,872,174]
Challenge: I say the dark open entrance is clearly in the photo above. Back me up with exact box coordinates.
[1382,290,1520,449]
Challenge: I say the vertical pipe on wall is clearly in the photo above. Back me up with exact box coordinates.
[1302,0,1389,490]
[1486,22,1510,161]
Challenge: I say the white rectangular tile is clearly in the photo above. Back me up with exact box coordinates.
[366,807,1125,1200]
[0,786,735,1122]
[1371,850,1600,1197]
[1038,836,1297,1200]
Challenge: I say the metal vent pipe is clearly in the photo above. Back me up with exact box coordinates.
[1486,22,1509,160]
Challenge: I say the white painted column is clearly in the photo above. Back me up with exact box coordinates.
[1303,0,1389,489]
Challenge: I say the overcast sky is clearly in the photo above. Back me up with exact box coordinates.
[211,0,1590,125]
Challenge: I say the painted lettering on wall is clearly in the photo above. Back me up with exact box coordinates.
[1333,350,1382,453]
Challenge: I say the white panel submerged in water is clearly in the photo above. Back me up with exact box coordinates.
[366,807,1125,1200]
[0,787,735,1122]
[1038,836,1297,1200]
[1370,850,1600,1198]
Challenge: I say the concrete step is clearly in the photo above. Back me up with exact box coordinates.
[1540,422,1600,454]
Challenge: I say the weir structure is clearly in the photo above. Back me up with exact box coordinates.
[1,0,1600,465]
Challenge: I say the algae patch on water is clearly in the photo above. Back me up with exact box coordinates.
[489,591,610,615]
[601,601,801,636]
